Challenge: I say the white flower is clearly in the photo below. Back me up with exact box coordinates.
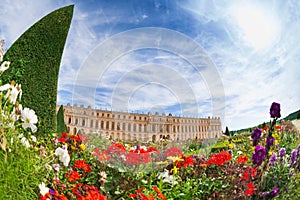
[237,151,243,155]
[0,61,10,73]
[21,107,38,133]
[0,83,10,92]
[158,170,178,185]
[99,171,107,179]
[30,135,37,142]
[20,137,30,148]
[38,182,49,197]
[54,145,70,166]
[7,84,22,104]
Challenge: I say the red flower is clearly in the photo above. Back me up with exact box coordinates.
[92,148,110,161]
[73,159,92,173]
[105,143,126,156]
[274,125,281,130]
[129,188,155,200]
[237,155,248,164]
[71,134,83,143]
[245,182,255,196]
[241,171,249,181]
[126,152,151,165]
[153,186,166,200]
[58,132,68,143]
[164,147,183,157]
[147,146,160,154]
[207,151,232,166]
[263,126,269,131]
[72,183,107,200]
[183,156,194,168]
[66,170,81,182]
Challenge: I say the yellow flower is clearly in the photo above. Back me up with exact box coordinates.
[275,140,279,145]
[167,156,184,163]
[251,146,255,151]
[269,151,273,156]
[170,166,179,174]
[71,145,76,151]
[228,143,233,149]
[272,133,279,139]
[79,144,86,151]
[155,161,168,165]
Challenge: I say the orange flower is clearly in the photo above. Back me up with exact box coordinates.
[66,170,81,182]
[237,155,248,164]
[153,186,166,200]
[73,159,92,173]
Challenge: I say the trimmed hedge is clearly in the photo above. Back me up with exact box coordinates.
[2,5,74,135]
[57,105,68,136]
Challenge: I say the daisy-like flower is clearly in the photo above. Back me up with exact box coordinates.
[0,61,10,73]
[30,135,37,143]
[0,83,10,92]
[20,137,30,148]
[54,145,70,166]
[4,82,22,105]
[21,107,38,133]
[38,182,49,197]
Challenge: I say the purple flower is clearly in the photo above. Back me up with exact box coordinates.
[291,149,297,164]
[251,128,262,146]
[266,136,275,150]
[49,189,55,195]
[270,102,281,118]
[269,187,279,197]
[279,148,286,158]
[269,152,277,166]
[252,145,266,166]
[261,192,269,197]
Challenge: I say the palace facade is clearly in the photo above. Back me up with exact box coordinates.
[57,104,222,142]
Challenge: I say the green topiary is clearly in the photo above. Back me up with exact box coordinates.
[2,5,74,135]
[57,105,68,135]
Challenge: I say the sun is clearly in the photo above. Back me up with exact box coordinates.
[230,2,281,50]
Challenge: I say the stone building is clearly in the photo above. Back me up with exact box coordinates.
[57,104,222,142]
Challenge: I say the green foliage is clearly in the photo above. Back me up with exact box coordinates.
[57,105,67,135]
[0,139,46,200]
[225,126,230,136]
[2,5,74,136]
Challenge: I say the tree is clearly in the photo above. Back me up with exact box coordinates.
[57,105,68,135]
[225,126,230,136]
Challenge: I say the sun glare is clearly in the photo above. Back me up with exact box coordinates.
[230,3,280,50]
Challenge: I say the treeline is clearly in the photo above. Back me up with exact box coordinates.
[227,109,300,135]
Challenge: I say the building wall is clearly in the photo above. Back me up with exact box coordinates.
[57,104,222,142]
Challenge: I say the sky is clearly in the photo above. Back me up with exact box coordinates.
[0,0,300,130]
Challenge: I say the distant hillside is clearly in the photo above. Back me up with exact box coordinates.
[228,109,300,135]
[283,109,300,121]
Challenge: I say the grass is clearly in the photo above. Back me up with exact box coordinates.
[0,141,46,200]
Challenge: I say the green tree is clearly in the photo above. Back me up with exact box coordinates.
[57,105,68,135]
[225,126,230,136]
[2,5,74,135]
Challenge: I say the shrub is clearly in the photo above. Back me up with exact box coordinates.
[2,5,74,136]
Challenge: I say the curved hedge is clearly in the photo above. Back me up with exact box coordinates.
[2,5,74,135]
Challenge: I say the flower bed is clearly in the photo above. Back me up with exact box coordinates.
[1,59,300,199]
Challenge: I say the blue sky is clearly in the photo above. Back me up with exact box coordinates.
[1,0,300,130]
